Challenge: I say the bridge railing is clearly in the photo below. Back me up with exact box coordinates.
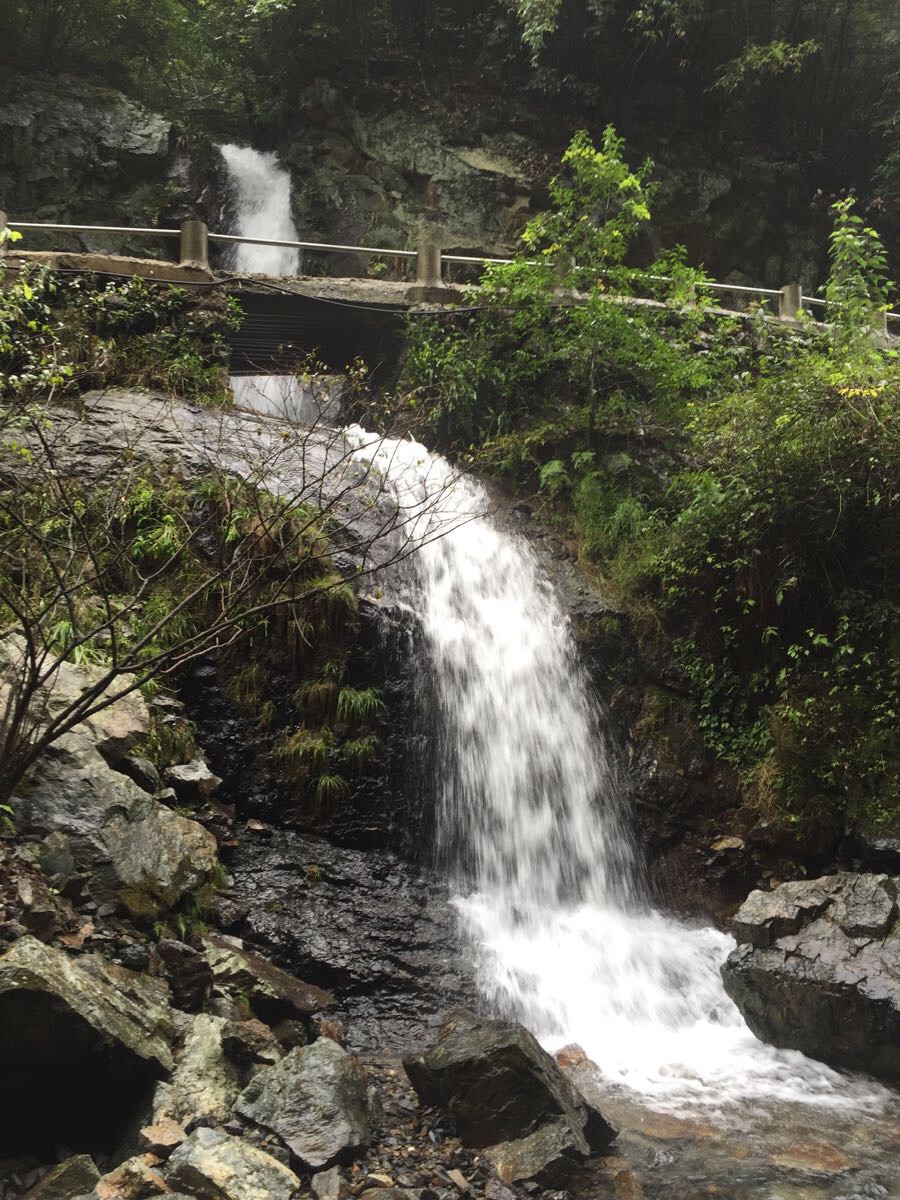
[2,215,898,332]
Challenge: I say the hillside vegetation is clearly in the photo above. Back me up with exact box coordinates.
[404,130,899,847]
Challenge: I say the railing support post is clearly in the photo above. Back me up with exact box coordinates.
[0,210,8,255]
[779,282,802,321]
[416,240,443,289]
[180,219,209,270]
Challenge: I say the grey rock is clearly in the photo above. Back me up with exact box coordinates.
[153,1013,241,1128]
[0,935,174,1069]
[0,72,177,258]
[236,1037,371,1169]
[484,1118,588,1187]
[403,1009,616,1167]
[2,639,218,912]
[166,1127,302,1200]
[164,758,222,801]
[311,1166,349,1200]
[722,873,900,1081]
[121,755,163,795]
[23,1156,100,1200]
[204,932,335,1021]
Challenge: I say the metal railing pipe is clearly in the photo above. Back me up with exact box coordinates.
[7,221,180,238]
[208,233,418,259]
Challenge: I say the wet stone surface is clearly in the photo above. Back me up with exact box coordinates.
[227,828,477,1054]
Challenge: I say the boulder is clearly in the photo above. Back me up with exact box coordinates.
[139,1117,187,1158]
[165,1128,302,1200]
[721,873,900,1081]
[153,1014,241,1128]
[204,933,335,1022]
[164,758,222,801]
[235,1037,371,1169]
[0,936,174,1154]
[403,1009,615,1180]
[2,640,218,913]
[311,1166,349,1200]
[93,1154,169,1200]
[23,1156,100,1200]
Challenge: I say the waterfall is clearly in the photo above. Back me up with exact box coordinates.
[219,143,300,276]
[222,149,885,1117]
[220,144,307,418]
[348,429,886,1116]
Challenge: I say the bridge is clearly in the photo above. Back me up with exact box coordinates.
[3,215,898,374]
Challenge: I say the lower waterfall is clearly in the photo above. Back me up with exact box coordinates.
[346,428,886,1115]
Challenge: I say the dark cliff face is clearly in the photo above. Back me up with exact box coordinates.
[3,56,892,292]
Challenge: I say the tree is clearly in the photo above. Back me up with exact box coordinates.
[0,388,476,807]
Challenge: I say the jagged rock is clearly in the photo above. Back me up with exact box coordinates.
[93,1154,168,1200]
[1,639,218,912]
[139,1117,187,1157]
[721,873,900,1081]
[23,1156,100,1200]
[0,936,174,1153]
[151,940,213,1012]
[404,1009,615,1183]
[165,1127,302,1200]
[235,1037,371,1169]
[483,1118,591,1187]
[311,1166,349,1200]
[204,933,335,1021]
[164,759,222,801]
[220,1017,284,1066]
[153,1013,241,1128]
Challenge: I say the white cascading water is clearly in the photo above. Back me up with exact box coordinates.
[219,143,300,276]
[345,432,887,1116]
[219,144,305,419]
[224,152,887,1117]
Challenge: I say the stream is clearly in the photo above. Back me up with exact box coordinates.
[220,145,900,1200]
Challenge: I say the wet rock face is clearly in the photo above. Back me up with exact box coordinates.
[0,73,177,249]
[0,936,174,1155]
[228,829,474,1053]
[404,1008,616,1184]
[721,873,900,1081]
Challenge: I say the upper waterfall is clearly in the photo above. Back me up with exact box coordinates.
[219,143,300,276]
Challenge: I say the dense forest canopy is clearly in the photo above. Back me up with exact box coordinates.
[2,0,898,273]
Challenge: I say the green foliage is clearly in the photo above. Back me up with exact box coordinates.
[514,0,564,58]
[411,127,899,841]
[404,129,714,452]
[824,197,893,361]
[0,268,238,407]
[336,686,384,726]
[713,39,820,93]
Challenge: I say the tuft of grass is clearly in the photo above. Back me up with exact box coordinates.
[336,686,384,726]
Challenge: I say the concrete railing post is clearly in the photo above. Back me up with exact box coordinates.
[0,210,8,255]
[779,282,802,321]
[179,219,209,270]
[416,240,443,288]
